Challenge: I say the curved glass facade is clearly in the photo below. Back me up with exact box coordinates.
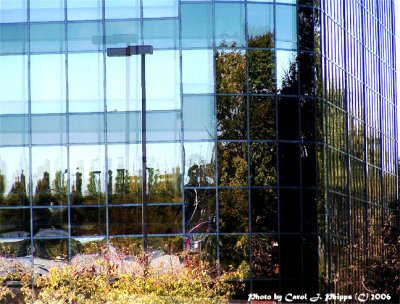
[0,0,397,300]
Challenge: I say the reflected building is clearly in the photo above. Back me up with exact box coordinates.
[0,0,398,300]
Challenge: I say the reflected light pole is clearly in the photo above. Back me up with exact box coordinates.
[107,45,153,259]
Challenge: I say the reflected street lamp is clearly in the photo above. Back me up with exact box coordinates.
[107,45,153,259]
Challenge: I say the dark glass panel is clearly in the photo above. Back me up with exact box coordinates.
[300,97,316,141]
[148,236,182,254]
[279,189,301,233]
[218,188,248,233]
[278,97,300,140]
[247,3,274,48]
[71,207,106,236]
[184,142,216,187]
[0,147,29,206]
[33,238,78,260]
[249,96,275,140]
[216,49,246,94]
[302,190,317,233]
[217,96,247,140]
[33,208,68,235]
[217,142,248,186]
[251,235,279,279]
[298,6,315,51]
[185,189,216,233]
[109,206,141,235]
[0,239,30,258]
[299,52,315,95]
[250,142,277,186]
[148,205,182,234]
[184,234,217,265]
[0,209,30,235]
[278,143,300,186]
[183,95,215,140]
[251,188,278,232]
[280,235,302,290]
[219,235,250,278]
[301,143,317,187]
[248,50,275,94]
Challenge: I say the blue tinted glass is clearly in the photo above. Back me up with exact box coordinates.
[143,0,178,18]
[143,19,178,49]
[67,0,102,21]
[30,0,64,22]
[30,22,65,54]
[215,3,245,47]
[248,3,274,43]
[0,0,27,23]
[0,23,27,55]
[276,4,297,49]
[183,95,215,140]
[182,2,213,48]
[105,0,139,19]
[67,21,103,52]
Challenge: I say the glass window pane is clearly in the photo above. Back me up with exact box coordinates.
[30,0,64,22]
[219,188,248,232]
[248,3,274,48]
[216,49,246,94]
[217,96,247,140]
[184,142,215,186]
[218,142,248,186]
[33,208,68,233]
[182,50,214,94]
[0,147,29,206]
[277,97,300,140]
[32,114,67,145]
[251,189,278,232]
[70,145,106,205]
[106,112,140,143]
[276,5,297,49]
[68,21,103,52]
[182,2,213,48]
[0,115,29,146]
[215,3,245,47]
[0,0,27,23]
[143,19,178,49]
[30,22,65,54]
[251,235,279,278]
[0,23,28,55]
[107,144,141,205]
[250,142,277,186]
[148,205,182,234]
[33,238,71,260]
[143,0,178,18]
[31,54,66,114]
[183,95,215,140]
[219,235,250,277]
[147,111,181,142]
[68,53,104,113]
[250,96,275,140]
[109,206,141,235]
[0,55,28,114]
[147,143,182,203]
[248,50,275,94]
[0,238,30,257]
[71,207,106,236]
[69,113,105,144]
[277,50,298,93]
[105,0,139,19]
[32,146,67,206]
[106,54,141,112]
[68,0,102,21]
[185,189,216,232]
[0,209,30,235]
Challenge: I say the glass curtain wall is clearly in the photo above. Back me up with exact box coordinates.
[0,0,397,300]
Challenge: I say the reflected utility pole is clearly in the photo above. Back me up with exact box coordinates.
[107,45,153,258]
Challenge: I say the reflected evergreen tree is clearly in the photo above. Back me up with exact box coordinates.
[4,171,29,206]
[0,171,5,204]
[71,168,83,205]
[34,171,53,205]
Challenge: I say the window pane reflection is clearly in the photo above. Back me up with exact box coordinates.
[219,188,248,232]
[70,145,105,205]
[215,3,245,47]
[217,96,247,140]
[184,142,215,187]
[248,3,274,48]
[0,147,29,206]
[250,96,275,140]
[185,189,216,232]
[248,50,275,94]
[276,4,297,49]
[71,207,106,236]
[218,142,248,186]
[216,49,246,94]
[32,146,67,206]
[183,95,215,140]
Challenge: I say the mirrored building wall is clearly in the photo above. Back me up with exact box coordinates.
[0,0,397,299]
[319,0,398,298]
